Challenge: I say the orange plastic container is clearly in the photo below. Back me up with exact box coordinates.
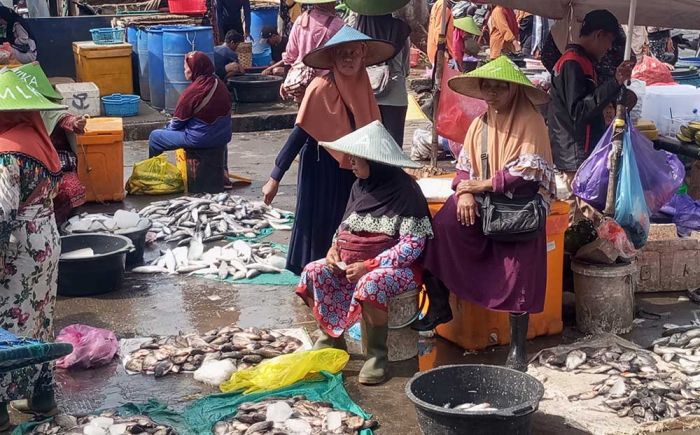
[73,41,133,96]
[430,196,570,351]
[76,117,125,203]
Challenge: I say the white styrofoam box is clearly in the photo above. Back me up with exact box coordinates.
[417,177,454,202]
[641,85,700,136]
[54,82,101,117]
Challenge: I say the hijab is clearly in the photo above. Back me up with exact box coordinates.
[0,111,61,174]
[173,51,231,124]
[0,6,34,44]
[355,14,411,52]
[342,161,433,238]
[463,82,555,199]
[296,49,381,168]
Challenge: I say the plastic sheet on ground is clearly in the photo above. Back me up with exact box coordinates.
[529,334,700,435]
[223,216,294,243]
[206,243,300,286]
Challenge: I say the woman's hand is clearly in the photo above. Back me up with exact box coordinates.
[346,262,368,284]
[326,244,342,274]
[456,179,492,196]
[262,178,279,205]
[456,193,480,226]
[73,115,88,134]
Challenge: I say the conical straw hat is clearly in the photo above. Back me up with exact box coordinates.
[448,55,549,106]
[320,120,422,169]
[453,16,482,36]
[12,62,64,101]
[344,0,410,15]
[303,26,397,70]
[0,71,66,112]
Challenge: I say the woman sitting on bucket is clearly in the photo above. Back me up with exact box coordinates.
[296,121,432,385]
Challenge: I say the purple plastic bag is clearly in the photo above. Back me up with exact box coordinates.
[662,194,700,237]
[572,122,685,213]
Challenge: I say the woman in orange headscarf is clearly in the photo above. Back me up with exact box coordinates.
[489,5,521,59]
[427,0,456,66]
[262,26,397,275]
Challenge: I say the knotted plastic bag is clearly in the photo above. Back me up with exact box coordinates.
[126,154,184,195]
[220,349,349,395]
[614,128,651,249]
[55,324,118,369]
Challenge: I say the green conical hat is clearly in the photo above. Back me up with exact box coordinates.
[320,120,422,169]
[453,16,482,37]
[448,55,549,106]
[12,62,64,101]
[344,0,410,16]
[0,71,66,112]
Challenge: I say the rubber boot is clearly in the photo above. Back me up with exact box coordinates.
[11,384,57,416]
[359,323,389,385]
[412,273,453,331]
[0,403,9,432]
[505,312,529,372]
[312,330,347,351]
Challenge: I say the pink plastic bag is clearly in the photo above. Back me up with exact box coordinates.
[436,60,488,144]
[55,324,118,369]
[632,55,675,85]
[597,217,637,259]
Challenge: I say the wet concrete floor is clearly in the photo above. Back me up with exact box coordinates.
[9,125,700,434]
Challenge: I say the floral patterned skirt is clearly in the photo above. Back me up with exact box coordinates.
[0,210,59,402]
[296,260,422,338]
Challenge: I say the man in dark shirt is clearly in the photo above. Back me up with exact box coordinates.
[214,30,245,80]
[260,26,289,76]
[216,0,251,41]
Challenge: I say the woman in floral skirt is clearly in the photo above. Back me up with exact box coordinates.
[0,70,66,429]
[296,121,432,385]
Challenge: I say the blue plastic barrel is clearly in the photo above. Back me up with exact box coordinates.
[147,26,165,110]
[250,6,277,41]
[126,26,141,98]
[136,27,150,101]
[252,47,272,66]
[162,26,214,113]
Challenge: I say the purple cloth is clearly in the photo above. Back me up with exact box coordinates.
[422,174,547,313]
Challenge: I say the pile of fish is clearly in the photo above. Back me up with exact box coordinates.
[212,396,378,435]
[139,194,292,245]
[652,323,700,375]
[28,412,175,435]
[63,210,150,235]
[131,239,287,279]
[537,343,700,422]
[442,402,498,412]
[125,325,302,378]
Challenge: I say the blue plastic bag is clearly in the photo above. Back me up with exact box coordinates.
[614,128,651,249]
[572,121,685,213]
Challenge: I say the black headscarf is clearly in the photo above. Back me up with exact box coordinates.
[342,161,432,238]
[0,6,35,45]
[354,14,411,53]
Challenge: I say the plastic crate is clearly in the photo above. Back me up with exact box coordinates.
[167,0,206,15]
[101,93,140,117]
[90,28,126,45]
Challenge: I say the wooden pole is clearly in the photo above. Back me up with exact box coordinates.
[430,1,449,169]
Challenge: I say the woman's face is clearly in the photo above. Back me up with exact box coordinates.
[333,42,366,77]
[350,156,370,179]
[184,59,192,81]
[481,79,513,112]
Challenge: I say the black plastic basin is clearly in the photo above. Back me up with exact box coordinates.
[227,73,283,103]
[405,364,544,435]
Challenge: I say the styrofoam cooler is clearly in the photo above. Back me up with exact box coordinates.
[641,85,700,135]
[55,82,101,117]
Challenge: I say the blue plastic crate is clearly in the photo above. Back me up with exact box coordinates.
[90,27,125,45]
[102,93,141,117]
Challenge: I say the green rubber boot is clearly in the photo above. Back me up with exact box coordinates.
[313,331,347,351]
[359,323,388,385]
[0,403,9,432]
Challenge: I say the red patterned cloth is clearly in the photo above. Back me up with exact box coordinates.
[53,171,85,225]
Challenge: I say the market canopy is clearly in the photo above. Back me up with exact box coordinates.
[473,0,700,30]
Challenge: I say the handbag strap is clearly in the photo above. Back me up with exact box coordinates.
[480,115,490,179]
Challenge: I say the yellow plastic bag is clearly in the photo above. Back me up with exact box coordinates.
[126,154,185,195]
[220,349,349,395]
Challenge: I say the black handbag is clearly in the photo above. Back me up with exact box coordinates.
[478,117,546,242]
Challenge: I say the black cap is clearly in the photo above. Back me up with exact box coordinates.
[261,26,279,39]
[580,9,621,37]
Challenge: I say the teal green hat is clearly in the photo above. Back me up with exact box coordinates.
[303,25,397,70]
[12,62,64,101]
[0,71,67,112]
[344,0,410,16]
[448,56,549,106]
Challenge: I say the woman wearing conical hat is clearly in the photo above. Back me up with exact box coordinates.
[417,57,556,373]
[297,121,432,385]
[262,26,397,276]
[0,70,67,429]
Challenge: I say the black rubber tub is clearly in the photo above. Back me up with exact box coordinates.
[61,218,151,266]
[405,364,544,435]
[58,234,134,297]
[228,74,283,103]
